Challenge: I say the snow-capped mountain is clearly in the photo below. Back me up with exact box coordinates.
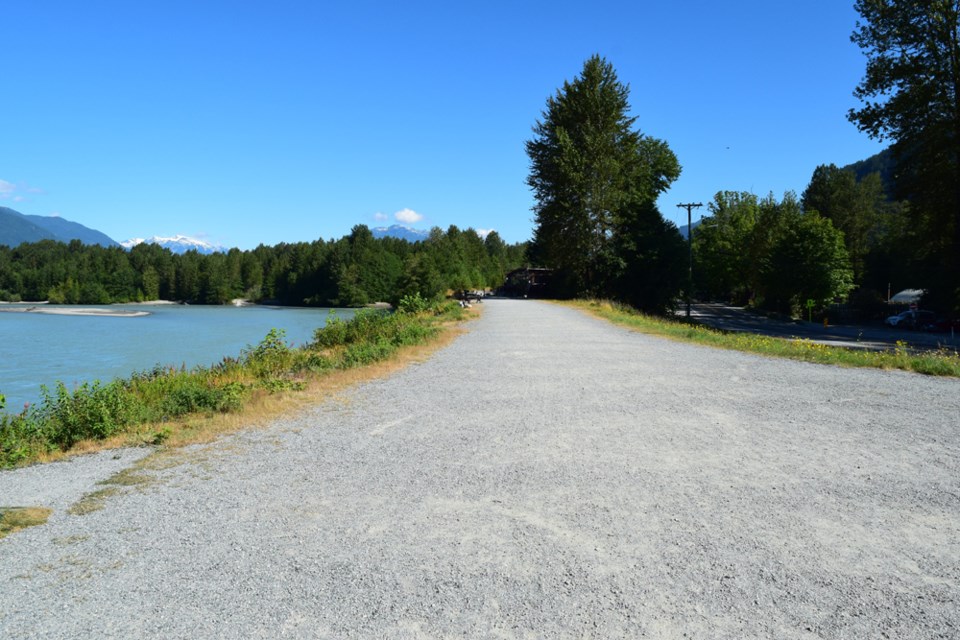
[121,235,225,255]
[371,224,430,242]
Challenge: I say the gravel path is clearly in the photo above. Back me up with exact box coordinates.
[2,299,958,638]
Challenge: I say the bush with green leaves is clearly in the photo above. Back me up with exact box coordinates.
[311,309,392,348]
[156,378,246,416]
[127,367,247,417]
[342,338,397,367]
[397,292,431,314]
[241,328,293,379]
[292,351,334,374]
[33,380,140,448]
[0,410,41,466]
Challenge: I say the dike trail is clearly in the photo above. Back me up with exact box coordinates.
[1,299,958,638]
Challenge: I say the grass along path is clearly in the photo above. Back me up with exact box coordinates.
[568,299,960,377]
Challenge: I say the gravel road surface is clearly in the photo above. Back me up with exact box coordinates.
[2,299,958,638]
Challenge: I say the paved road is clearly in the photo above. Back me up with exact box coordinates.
[2,299,958,638]
[684,302,960,352]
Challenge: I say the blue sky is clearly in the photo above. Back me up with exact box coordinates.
[1,1,886,249]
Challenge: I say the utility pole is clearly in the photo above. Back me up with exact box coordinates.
[677,202,703,318]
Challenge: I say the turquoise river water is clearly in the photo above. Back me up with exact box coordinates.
[0,304,353,412]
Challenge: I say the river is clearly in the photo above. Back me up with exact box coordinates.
[0,303,354,412]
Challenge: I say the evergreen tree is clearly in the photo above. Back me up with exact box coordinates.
[526,55,681,304]
[0,228,527,307]
[612,199,686,312]
[849,0,960,311]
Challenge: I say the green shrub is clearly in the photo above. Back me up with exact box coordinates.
[343,337,396,367]
[261,378,305,393]
[151,376,246,416]
[312,309,393,348]
[312,316,349,348]
[32,380,140,448]
[241,328,293,378]
[397,292,430,314]
[292,351,334,374]
[0,412,46,467]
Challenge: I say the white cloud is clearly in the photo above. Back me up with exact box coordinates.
[394,208,423,224]
[0,180,43,202]
[476,228,495,238]
[373,211,388,222]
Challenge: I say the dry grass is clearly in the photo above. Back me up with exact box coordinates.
[0,506,54,539]
[66,488,119,516]
[66,465,155,516]
[568,299,960,377]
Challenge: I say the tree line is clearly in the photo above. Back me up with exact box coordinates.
[692,190,854,314]
[8,2,955,317]
[0,225,526,306]
[694,1,959,315]
[523,55,854,316]
[527,0,960,317]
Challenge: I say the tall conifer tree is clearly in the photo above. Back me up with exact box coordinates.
[526,55,682,307]
[849,0,960,310]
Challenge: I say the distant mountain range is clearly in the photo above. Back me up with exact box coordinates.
[677,218,703,240]
[371,224,430,242]
[120,235,225,255]
[843,148,895,188]
[0,206,118,247]
[0,206,226,254]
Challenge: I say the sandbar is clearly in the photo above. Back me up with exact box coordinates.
[0,306,150,318]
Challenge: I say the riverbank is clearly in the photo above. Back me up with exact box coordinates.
[0,303,361,413]
[0,300,470,468]
[0,300,389,316]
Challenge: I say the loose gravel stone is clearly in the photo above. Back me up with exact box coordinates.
[1,299,958,638]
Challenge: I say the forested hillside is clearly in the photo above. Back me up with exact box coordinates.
[0,225,525,306]
[0,206,118,248]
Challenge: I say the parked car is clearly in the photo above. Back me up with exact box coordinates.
[921,316,960,333]
[885,309,936,329]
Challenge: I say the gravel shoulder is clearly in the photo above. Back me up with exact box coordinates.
[1,299,958,638]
